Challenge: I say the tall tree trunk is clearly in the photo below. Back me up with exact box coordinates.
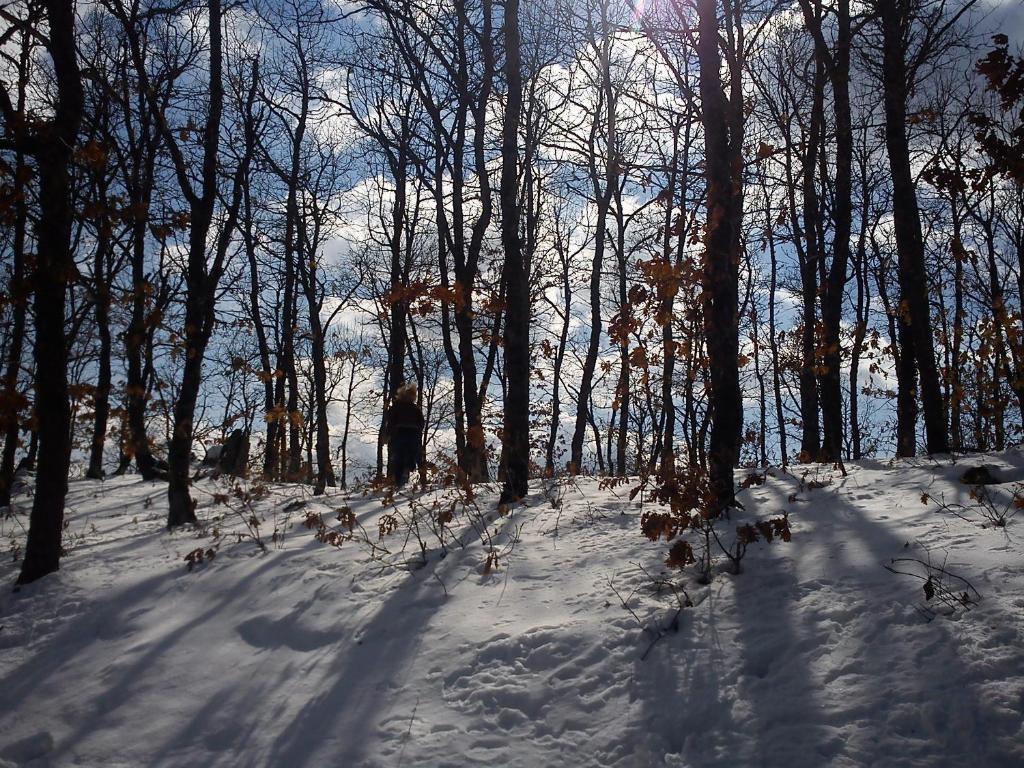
[241,184,276,479]
[697,0,742,509]
[545,243,572,474]
[802,0,853,464]
[500,0,529,502]
[16,0,83,585]
[782,123,820,459]
[614,203,629,476]
[276,142,300,482]
[569,191,611,473]
[450,0,494,484]
[118,49,164,481]
[879,0,949,455]
[587,391,605,475]
[874,242,917,456]
[950,202,965,451]
[0,150,29,507]
[277,45,333,490]
[384,151,409,480]
[165,30,257,526]
[849,205,870,460]
[753,313,767,466]
[285,249,302,480]
[340,352,359,488]
[166,0,225,526]
[301,259,336,494]
[166,298,208,526]
[432,156,467,476]
[659,130,688,479]
[125,210,158,479]
[800,55,826,460]
[86,206,113,479]
[765,192,787,466]
[570,10,616,473]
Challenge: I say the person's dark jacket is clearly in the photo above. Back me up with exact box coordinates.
[384,400,424,441]
[385,399,424,485]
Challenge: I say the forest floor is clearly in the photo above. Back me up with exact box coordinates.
[1,453,1024,767]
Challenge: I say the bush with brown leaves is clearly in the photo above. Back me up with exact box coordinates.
[637,465,791,582]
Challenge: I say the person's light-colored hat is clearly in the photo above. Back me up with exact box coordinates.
[396,382,418,402]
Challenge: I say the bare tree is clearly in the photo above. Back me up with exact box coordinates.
[500,0,529,501]
[1,0,84,584]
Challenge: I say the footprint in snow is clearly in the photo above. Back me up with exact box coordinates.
[443,625,616,731]
[236,615,337,653]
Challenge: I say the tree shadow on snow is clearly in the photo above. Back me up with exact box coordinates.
[258,501,514,768]
[620,458,1024,768]
[717,462,1021,767]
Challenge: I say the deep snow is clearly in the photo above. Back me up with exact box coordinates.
[1,454,1023,767]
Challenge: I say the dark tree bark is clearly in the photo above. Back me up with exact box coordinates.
[282,200,302,481]
[878,0,949,455]
[163,0,228,526]
[1,25,34,507]
[873,239,918,456]
[124,207,158,479]
[121,85,161,479]
[569,176,612,474]
[764,185,788,467]
[85,161,115,480]
[274,246,297,480]
[696,0,743,510]
[799,54,826,460]
[547,253,570,476]
[456,0,495,483]
[432,154,467,474]
[657,175,677,480]
[848,157,873,460]
[298,232,337,495]
[338,347,362,489]
[0,148,29,507]
[894,305,919,456]
[134,16,258,526]
[779,105,821,459]
[500,0,529,502]
[85,233,113,480]
[570,5,617,473]
[800,0,854,464]
[10,0,84,585]
[612,180,630,477]
[240,181,276,479]
[384,152,409,481]
[946,187,966,452]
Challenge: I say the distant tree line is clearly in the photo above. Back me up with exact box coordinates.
[1,0,1022,583]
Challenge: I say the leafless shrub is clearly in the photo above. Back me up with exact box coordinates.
[609,563,694,660]
[884,550,981,620]
[923,483,1022,528]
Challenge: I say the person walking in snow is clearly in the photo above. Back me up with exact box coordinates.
[384,382,424,487]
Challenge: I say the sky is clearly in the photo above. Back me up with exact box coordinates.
[982,0,1024,41]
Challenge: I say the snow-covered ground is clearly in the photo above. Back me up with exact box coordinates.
[2,454,1023,768]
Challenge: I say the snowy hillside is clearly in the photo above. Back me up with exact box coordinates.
[2,454,1023,768]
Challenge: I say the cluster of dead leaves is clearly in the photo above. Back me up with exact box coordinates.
[184,546,217,572]
[736,516,791,546]
[302,507,355,548]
